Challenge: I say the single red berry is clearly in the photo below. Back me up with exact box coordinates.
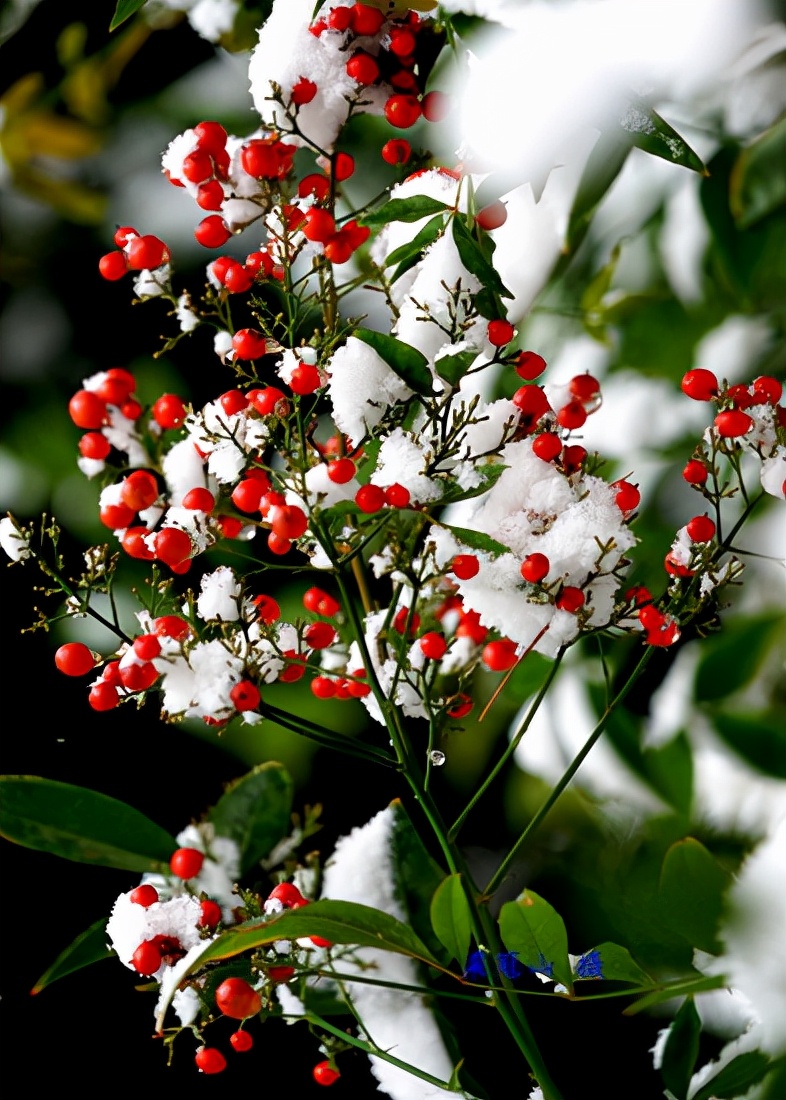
[132,939,162,975]
[182,487,215,512]
[476,200,507,231]
[455,609,487,641]
[520,553,550,584]
[346,52,380,85]
[216,977,262,1020]
[327,457,356,484]
[532,432,562,462]
[332,151,355,181]
[381,138,412,165]
[152,393,187,430]
[121,526,155,561]
[451,554,479,580]
[153,615,190,640]
[170,847,204,880]
[289,363,322,394]
[118,660,159,692]
[195,1048,227,1075]
[94,367,135,405]
[223,261,254,293]
[100,500,136,530]
[682,458,708,485]
[78,431,111,460]
[232,328,270,360]
[303,208,337,243]
[199,899,222,929]
[153,527,192,568]
[482,638,518,672]
[253,594,280,624]
[267,532,293,556]
[195,215,231,248]
[126,234,169,271]
[98,251,128,281]
[421,90,451,122]
[556,586,585,612]
[752,375,782,403]
[230,680,261,712]
[229,1030,254,1053]
[349,3,384,34]
[304,621,336,650]
[313,1061,341,1086]
[727,383,756,410]
[419,632,447,660]
[55,642,95,677]
[562,444,587,474]
[556,399,587,430]
[248,386,289,416]
[384,94,422,129]
[69,390,108,430]
[715,409,753,437]
[129,884,159,907]
[303,587,340,617]
[311,675,337,699]
[388,26,416,56]
[298,173,331,201]
[512,384,552,432]
[686,514,716,542]
[681,368,719,401]
[384,482,411,508]
[194,119,228,155]
[133,634,161,661]
[447,693,473,718]
[120,470,159,512]
[113,226,138,248]
[664,552,694,578]
[291,76,317,105]
[487,319,515,347]
[568,373,601,403]
[355,484,385,513]
[268,882,305,907]
[612,480,641,513]
[327,6,352,30]
[393,606,420,635]
[88,681,120,711]
[270,504,308,540]
[181,149,213,184]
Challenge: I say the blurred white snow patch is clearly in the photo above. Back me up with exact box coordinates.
[448,0,765,192]
[693,744,786,840]
[642,644,701,749]
[659,178,711,303]
[719,21,786,137]
[321,806,463,1098]
[691,315,775,385]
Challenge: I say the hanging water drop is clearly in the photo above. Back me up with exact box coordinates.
[429,750,446,766]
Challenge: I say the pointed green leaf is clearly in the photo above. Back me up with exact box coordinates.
[434,349,478,386]
[361,196,451,231]
[620,97,707,175]
[430,874,472,967]
[451,216,513,301]
[659,838,732,953]
[385,213,447,270]
[730,115,786,229]
[691,1051,773,1100]
[714,710,786,779]
[32,918,114,994]
[110,0,146,31]
[565,131,631,256]
[0,776,176,872]
[573,942,654,986]
[624,973,725,1016]
[660,997,701,1100]
[208,762,293,875]
[389,800,447,961]
[433,522,511,558]
[353,327,433,396]
[498,890,572,991]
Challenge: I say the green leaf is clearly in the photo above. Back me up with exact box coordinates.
[659,838,732,954]
[31,918,114,995]
[643,732,693,816]
[660,997,701,1100]
[730,115,786,229]
[0,776,176,872]
[433,348,478,387]
[353,327,433,396]
[713,710,786,779]
[208,762,294,875]
[451,217,513,302]
[573,942,654,986]
[564,131,631,257]
[433,522,511,558]
[110,0,146,31]
[691,1051,774,1100]
[430,874,472,967]
[694,614,783,702]
[389,800,447,961]
[498,889,573,992]
[623,973,725,1016]
[361,196,451,231]
[442,463,508,503]
[620,96,707,175]
[385,213,447,271]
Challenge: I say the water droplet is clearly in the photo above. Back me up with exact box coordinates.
[429,750,446,766]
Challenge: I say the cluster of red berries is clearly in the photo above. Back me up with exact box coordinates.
[98,226,171,282]
[681,368,784,440]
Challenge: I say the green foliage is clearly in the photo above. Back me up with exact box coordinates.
[207,761,294,874]
[31,918,114,995]
[660,997,701,1100]
[353,327,433,395]
[498,889,573,992]
[658,838,732,954]
[430,874,472,967]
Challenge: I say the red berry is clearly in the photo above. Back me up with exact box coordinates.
[129,884,159,907]
[313,1061,341,1087]
[270,504,308,540]
[556,586,585,612]
[727,383,756,409]
[132,939,162,975]
[451,554,479,580]
[346,52,380,85]
[153,615,191,640]
[715,409,753,437]
[752,375,782,403]
[249,386,289,416]
[514,351,547,380]
[381,138,412,165]
[532,432,562,462]
[181,149,213,184]
[98,251,128,281]
[55,642,95,677]
[682,458,708,485]
[267,532,292,556]
[384,482,411,508]
[169,847,204,880]
[289,363,322,394]
[327,457,356,484]
[182,487,215,512]
[216,977,262,1020]
[355,484,385,513]
[133,634,161,661]
[422,90,450,122]
[482,638,518,671]
[199,899,222,928]
[556,400,587,430]
[447,693,473,718]
[512,384,551,431]
[195,1047,227,1075]
[350,3,384,34]
[268,882,305,907]
[681,368,719,401]
[88,682,119,711]
[118,660,159,692]
[232,328,270,360]
[303,587,340,617]
[126,234,169,271]
[298,173,331,201]
[120,470,159,512]
[686,514,716,542]
[229,1030,254,1053]
[562,444,587,474]
[388,26,416,56]
[113,226,138,248]
[393,606,420,635]
[291,77,317,105]
[311,675,337,699]
[78,431,111,460]
[304,621,336,650]
[69,390,108,430]
[612,480,641,513]
[487,319,515,347]
[568,373,601,403]
[194,120,228,155]
[152,393,187,430]
[303,208,336,243]
[520,553,549,584]
[223,261,254,292]
[419,632,447,660]
[230,680,261,712]
[121,526,155,561]
[384,94,422,129]
[195,215,231,248]
[476,200,507,231]
[153,527,192,567]
[327,7,352,30]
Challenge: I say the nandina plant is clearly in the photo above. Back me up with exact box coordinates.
[1,2,785,1098]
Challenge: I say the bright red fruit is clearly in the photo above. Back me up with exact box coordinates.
[313,1061,341,1086]
[683,459,709,485]
[55,642,95,677]
[686,514,716,542]
[487,319,515,347]
[194,215,231,248]
[482,638,518,671]
[215,977,262,1020]
[98,251,128,281]
[715,409,753,437]
[88,682,119,711]
[232,328,270,360]
[169,847,204,880]
[152,394,187,429]
[556,586,585,612]
[126,234,169,270]
[355,484,385,513]
[520,553,549,584]
[419,632,447,660]
[153,528,192,567]
[229,1030,254,1052]
[476,200,507,231]
[129,884,159,907]
[381,138,412,165]
[384,94,422,128]
[69,390,108,429]
[195,1048,226,1075]
[451,554,479,580]
[681,368,719,401]
[230,680,261,712]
